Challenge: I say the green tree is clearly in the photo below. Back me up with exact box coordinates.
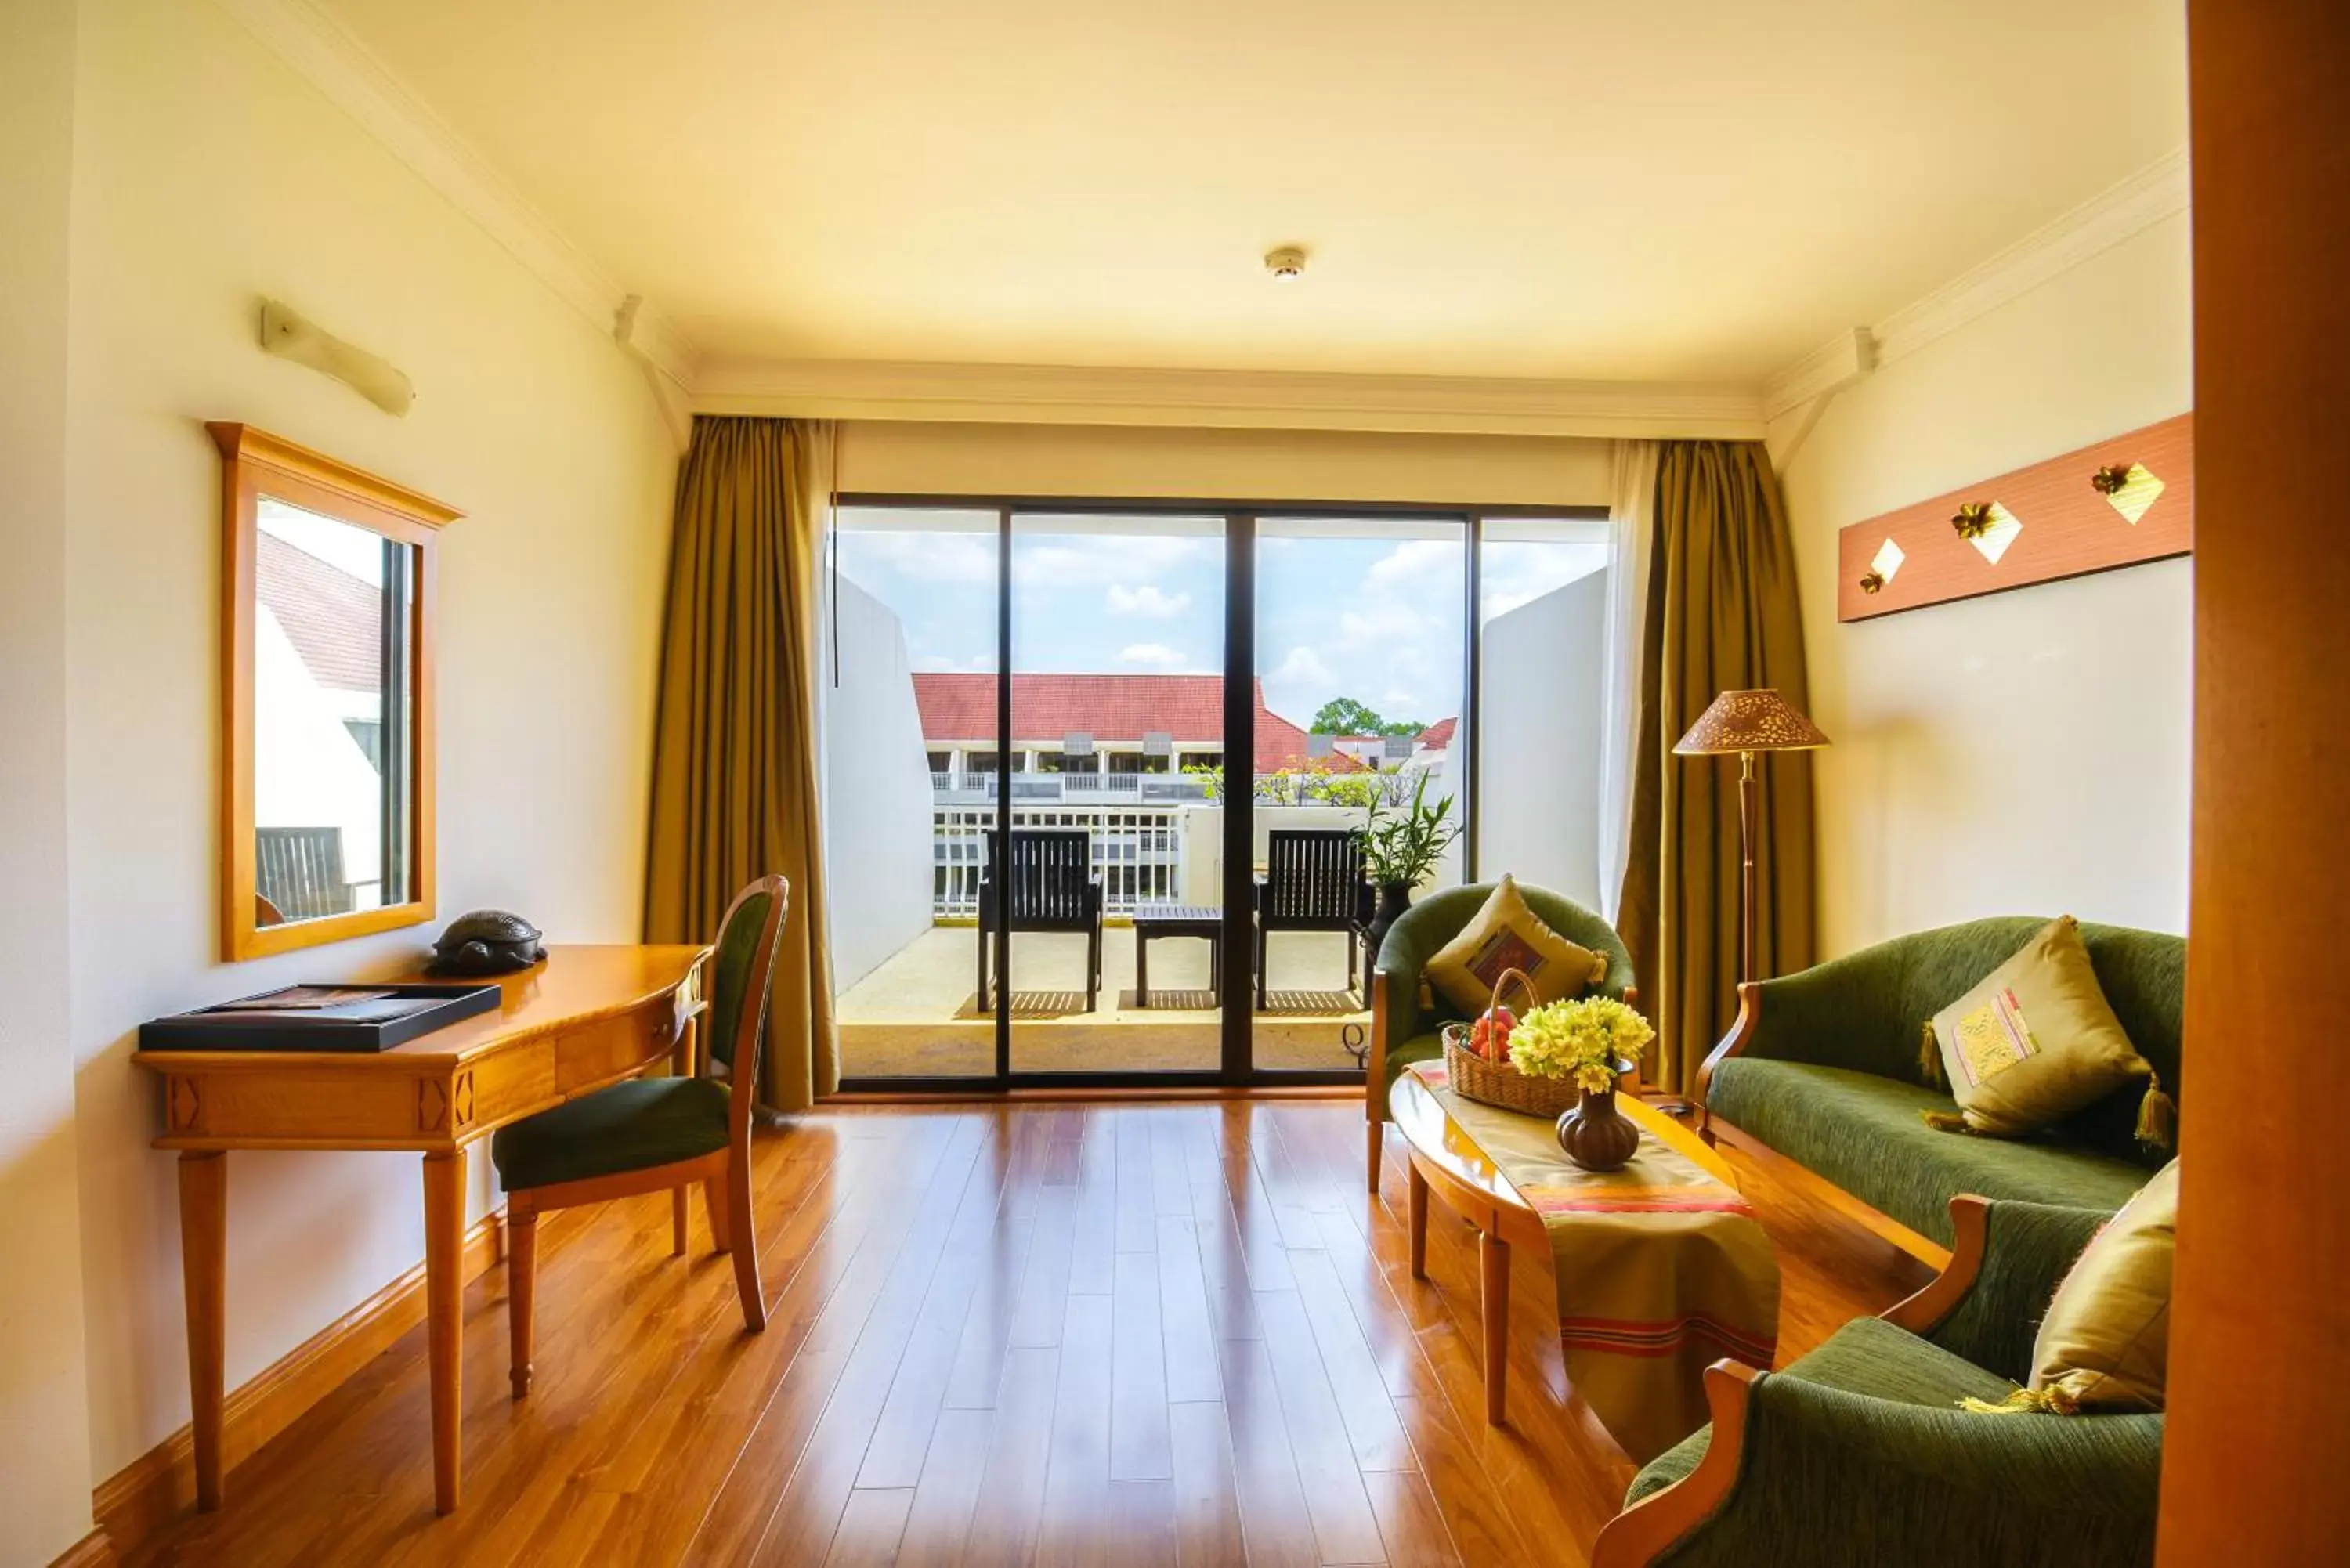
[1311,695,1419,735]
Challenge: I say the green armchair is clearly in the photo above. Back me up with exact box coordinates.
[1593,1195,2161,1568]
[1365,883,1634,1190]
[1699,916,2182,1259]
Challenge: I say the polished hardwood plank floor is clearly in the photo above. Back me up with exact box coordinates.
[128,1098,1928,1567]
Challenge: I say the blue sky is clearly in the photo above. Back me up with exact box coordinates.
[837,508,1604,733]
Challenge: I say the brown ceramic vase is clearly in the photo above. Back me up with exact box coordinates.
[1554,1060,1641,1172]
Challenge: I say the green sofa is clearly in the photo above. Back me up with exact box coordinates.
[1593,1197,2161,1568]
[1699,916,2182,1255]
[1365,883,1634,1190]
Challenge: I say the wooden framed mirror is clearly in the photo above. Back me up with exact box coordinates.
[210,423,459,961]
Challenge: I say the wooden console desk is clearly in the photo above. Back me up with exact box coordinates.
[132,944,710,1516]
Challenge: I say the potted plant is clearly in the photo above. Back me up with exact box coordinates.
[1506,995,1657,1170]
[1355,771,1462,961]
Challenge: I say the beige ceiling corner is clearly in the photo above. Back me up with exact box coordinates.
[215,0,701,395]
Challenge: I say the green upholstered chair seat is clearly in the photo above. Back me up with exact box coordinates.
[1629,1317,2016,1504]
[1376,1031,1446,1101]
[1708,1059,2149,1247]
[491,1076,732,1191]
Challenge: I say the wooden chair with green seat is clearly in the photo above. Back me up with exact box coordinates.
[494,875,788,1398]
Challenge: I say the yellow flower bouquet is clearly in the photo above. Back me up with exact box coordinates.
[1507,995,1656,1094]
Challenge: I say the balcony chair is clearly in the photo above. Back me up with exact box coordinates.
[492,875,786,1398]
[1253,828,1373,1011]
[977,828,1104,1012]
[1591,1194,2160,1568]
[1365,882,1635,1189]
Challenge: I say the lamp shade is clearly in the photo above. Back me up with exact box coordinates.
[1673,688,1830,755]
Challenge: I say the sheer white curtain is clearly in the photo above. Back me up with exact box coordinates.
[1596,439,1658,921]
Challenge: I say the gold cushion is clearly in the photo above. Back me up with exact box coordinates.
[2030,1158,2179,1411]
[1424,875,1607,1016]
[1929,916,2153,1138]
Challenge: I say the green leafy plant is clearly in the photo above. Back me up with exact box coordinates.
[1310,696,1424,738]
[1506,996,1655,1093]
[1180,762,1225,803]
[1356,771,1461,887]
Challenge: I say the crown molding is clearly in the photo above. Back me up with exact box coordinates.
[1762,148,2189,436]
[215,0,700,391]
[690,358,1766,440]
[1872,148,2189,369]
[1762,327,1876,421]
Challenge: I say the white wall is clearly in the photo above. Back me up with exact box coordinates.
[837,420,1613,506]
[63,0,676,1484]
[1476,572,1607,905]
[1774,212,2193,956]
[823,578,939,989]
[0,1,102,1559]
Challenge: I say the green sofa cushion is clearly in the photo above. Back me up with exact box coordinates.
[490,1075,731,1191]
[1629,1317,2016,1505]
[1708,1060,2149,1246]
[1741,917,2182,1168]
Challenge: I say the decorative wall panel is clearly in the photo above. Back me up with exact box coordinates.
[1838,414,2193,622]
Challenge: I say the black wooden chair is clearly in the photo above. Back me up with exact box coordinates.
[1253,829,1372,1010]
[977,829,1104,1013]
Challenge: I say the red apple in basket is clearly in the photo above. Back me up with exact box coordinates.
[1469,1006,1516,1062]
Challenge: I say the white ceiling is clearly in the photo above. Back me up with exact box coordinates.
[311,0,2188,387]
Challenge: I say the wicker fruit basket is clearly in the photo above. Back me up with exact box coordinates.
[1440,968,1579,1119]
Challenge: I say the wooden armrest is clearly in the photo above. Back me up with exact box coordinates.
[1695,981,1761,1117]
[1589,1360,1760,1568]
[1880,1195,1992,1335]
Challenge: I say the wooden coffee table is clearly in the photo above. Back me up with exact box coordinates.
[1386,1068,1741,1425]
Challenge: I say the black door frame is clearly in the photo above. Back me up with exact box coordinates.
[829,493,1605,1095]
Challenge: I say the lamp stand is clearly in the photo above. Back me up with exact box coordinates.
[1737,749,1759,987]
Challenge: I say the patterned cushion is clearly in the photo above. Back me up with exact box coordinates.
[1928,916,2157,1140]
[490,1075,731,1190]
[1423,874,1607,1017]
[2027,1160,2178,1412]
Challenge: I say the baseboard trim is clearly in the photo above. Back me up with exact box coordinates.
[93,1208,505,1555]
[46,1526,116,1568]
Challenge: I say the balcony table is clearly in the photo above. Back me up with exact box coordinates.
[1131,903,1223,1006]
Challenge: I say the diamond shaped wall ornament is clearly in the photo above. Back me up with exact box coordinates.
[1869,537,1906,583]
[2094,462,2166,524]
[1962,501,2023,565]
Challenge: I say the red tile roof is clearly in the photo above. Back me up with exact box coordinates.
[257,531,381,693]
[911,673,1358,773]
[1418,717,1458,750]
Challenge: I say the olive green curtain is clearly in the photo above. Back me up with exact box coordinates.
[644,415,837,1111]
[1618,441,1817,1096]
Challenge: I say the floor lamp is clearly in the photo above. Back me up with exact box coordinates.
[1673,689,1830,985]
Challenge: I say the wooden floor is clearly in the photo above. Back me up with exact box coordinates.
[128,1098,1928,1567]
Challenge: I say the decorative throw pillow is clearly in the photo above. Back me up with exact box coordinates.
[1966,1158,2178,1414]
[1423,876,1607,1016]
[1924,916,2173,1145]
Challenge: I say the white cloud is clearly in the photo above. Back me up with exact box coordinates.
[1366,539,1462,588]
[1107,583,1191,619]
[1012,534,1209,587]
[1272,645,1334,688]
[1115,642,1184,667]
[841,529,996,586]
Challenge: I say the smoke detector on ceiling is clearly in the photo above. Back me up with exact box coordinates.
[1264,247,1308,282]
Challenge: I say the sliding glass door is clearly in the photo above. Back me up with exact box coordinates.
[826,506,1001,1082]
[1006,512,1227,1077]
[824,498,1604,1091]
[1254,516,1466,1071]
